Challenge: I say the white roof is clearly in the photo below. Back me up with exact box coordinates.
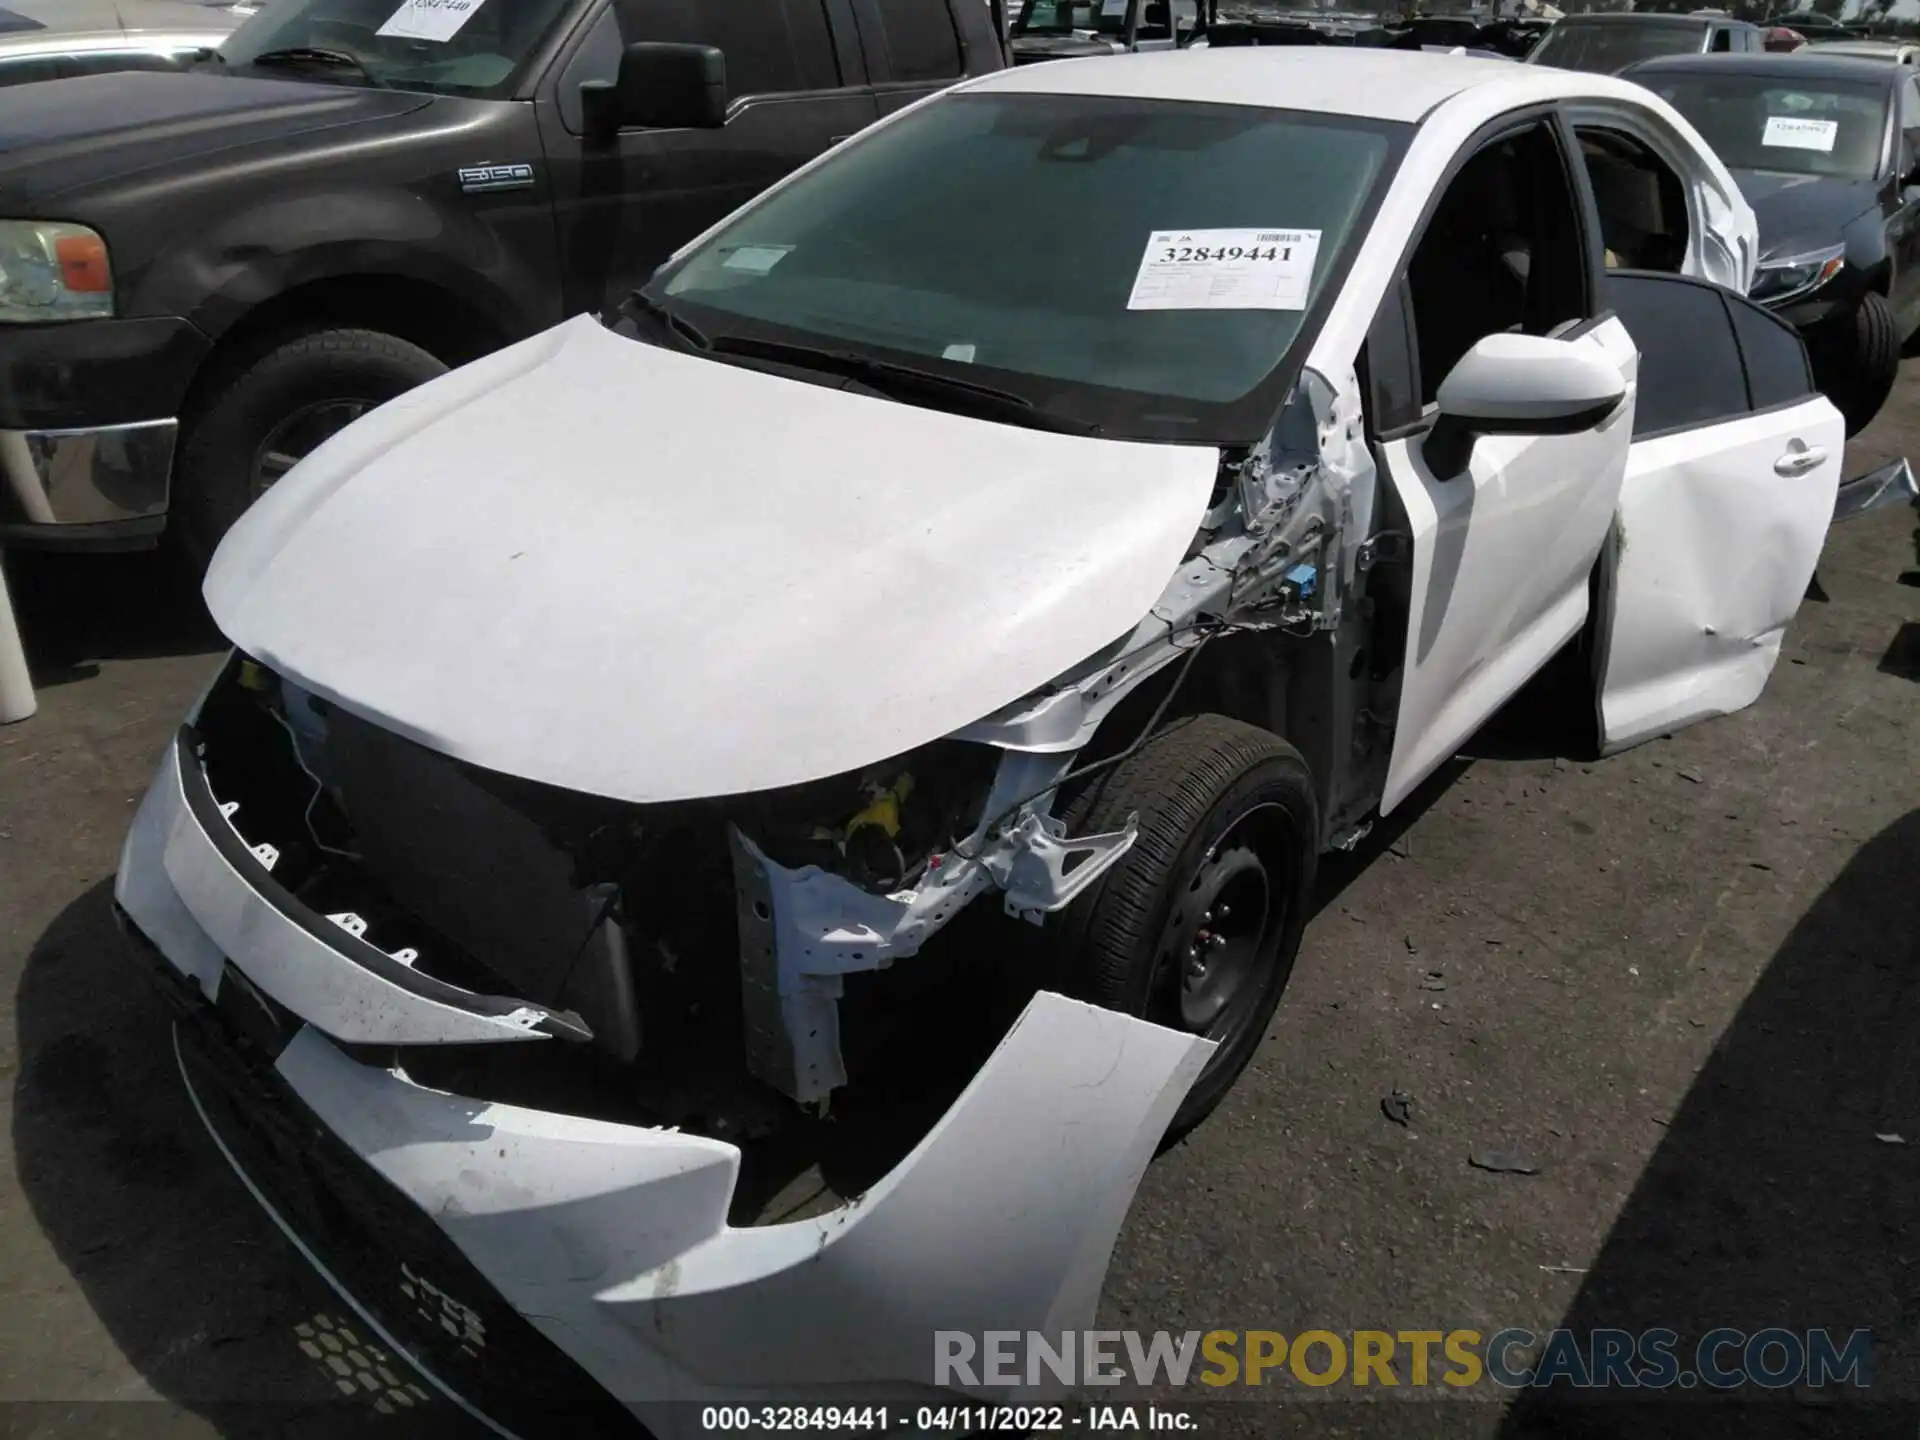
[965,47,1543,124]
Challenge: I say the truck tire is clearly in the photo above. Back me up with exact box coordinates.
[175,328,446,570]
[1049,714,1318,1137]
[1814,292,1898,438]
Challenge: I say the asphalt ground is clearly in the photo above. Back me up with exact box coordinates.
[1,373,1916,1439]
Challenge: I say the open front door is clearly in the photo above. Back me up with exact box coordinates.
[1596,273,1845,752]
[1379,317,1637,813]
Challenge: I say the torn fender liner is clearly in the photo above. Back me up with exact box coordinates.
[205,313,1220,805]
[279,994,1212,1417]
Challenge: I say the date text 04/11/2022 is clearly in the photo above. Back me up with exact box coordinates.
[697,1404,1200,1432]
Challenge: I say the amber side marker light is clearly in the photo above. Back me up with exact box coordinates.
[54,231,111,293]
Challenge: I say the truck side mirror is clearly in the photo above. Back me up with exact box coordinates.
[580,41,728,140]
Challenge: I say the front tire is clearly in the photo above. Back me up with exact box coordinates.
[1810,292,1899,437]
[1050,714,1318,1137]
[174,327,446,570]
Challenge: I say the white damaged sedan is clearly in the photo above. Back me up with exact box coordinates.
[116,44,1894,1434]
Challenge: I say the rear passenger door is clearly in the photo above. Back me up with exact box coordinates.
[1596,271,1844,752]
[845,0,976,118]
[537,0,880,315]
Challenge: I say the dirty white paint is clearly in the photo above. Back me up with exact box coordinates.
[271,995,1210,1424]
[205,316,1218,806]
[1598,395,1844,752]
[1376,319,1640,815]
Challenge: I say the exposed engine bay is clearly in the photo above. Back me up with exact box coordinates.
[182,365,1400,1224]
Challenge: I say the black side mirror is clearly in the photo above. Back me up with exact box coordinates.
[580,41,728,140]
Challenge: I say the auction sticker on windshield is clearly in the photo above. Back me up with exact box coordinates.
[377,0,486,42]
[1127,229,1321,311]
[1762,116,1838,152]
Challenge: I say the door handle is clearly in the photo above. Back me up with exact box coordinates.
[1773,444,1827,477]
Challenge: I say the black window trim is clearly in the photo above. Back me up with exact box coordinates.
[1602,267,1818,442]
[1361,104,1596,445]
[846,0,966,89]
[539,0,871,128]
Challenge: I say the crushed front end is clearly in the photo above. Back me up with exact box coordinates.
[115,653,1212,1431]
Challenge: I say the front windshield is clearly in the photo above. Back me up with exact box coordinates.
[220,0,577,96]
[1639,73,1887,179]
[653,93,1406,443]
[1530,21,1704,72]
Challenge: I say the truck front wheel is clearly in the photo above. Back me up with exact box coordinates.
[175,327,446,569]
[1048,714,1319,1137]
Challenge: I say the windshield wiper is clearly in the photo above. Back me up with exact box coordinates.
[617,289,713,352]
[247,46,382,84]
[705,334,1101,435]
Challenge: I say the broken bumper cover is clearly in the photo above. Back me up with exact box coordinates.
[116,740,1214,1432]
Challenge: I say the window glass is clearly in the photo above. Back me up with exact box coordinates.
[1011,1,1100,35]
[657,94,1409,442]
[1406,124,1589,403]
[1364,281,1422,435]
[1729,293,1815,410]
[1577,127,1689,273]
[610,0,839,95]
[876,0,962,82]
[221,0,577,96]
[1529,21,1705,74]
[1604,272,1747,436]
[1639,72,1888,180]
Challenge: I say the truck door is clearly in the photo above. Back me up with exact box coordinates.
[535,0,879,317]
[845,0,1002,119]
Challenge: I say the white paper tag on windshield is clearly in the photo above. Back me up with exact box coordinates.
[721,245,792,275]
[1127,229,1321,311]
[1762,116,1838,152]
[376,0,486,42]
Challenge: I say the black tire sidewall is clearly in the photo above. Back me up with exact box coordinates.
[175,329,446,569]
[1056,716,1319,1134]
[1815,293,1898,437]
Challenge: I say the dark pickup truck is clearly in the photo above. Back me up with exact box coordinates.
[0,0,1005,562]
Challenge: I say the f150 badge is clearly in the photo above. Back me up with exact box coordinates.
[457,162,536,194]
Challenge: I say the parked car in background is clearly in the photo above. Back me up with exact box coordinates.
[1764,25,1807,53]
[1625,52,1920,432]
[1009,0,1198,62]
[0,0,1005,565]
[1773,10,1853,40]
[1808,37,1920,68]
[0,0,238,86]
[1528,12,1760,74]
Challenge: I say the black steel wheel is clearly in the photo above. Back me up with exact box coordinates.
[1051,714,1318,1137]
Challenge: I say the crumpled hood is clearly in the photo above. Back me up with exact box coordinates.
[0,70,431,204]
[1731,168,1878,261]
[206,315,1219,805]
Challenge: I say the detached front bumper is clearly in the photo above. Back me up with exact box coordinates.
[115,737,1212,1435]
[0,317,208,548]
